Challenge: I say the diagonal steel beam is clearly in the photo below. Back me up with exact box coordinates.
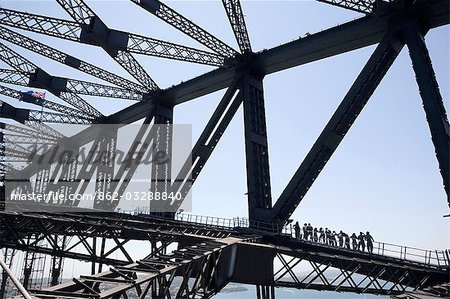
[0,100,91,124]
[91,0,449,125]
[403,22,450,207]
[0,84,94,119]
[256,0,448,75]
[0,26,146,92]
[0,68,142,101]
[130,0,237,57]
[172,81,241,207]
[317,0,375,14]
[55,0,95,24]
[271,31,405,223]
[56,0,226,66]
[221,0,252,53]
[0,43,102,117]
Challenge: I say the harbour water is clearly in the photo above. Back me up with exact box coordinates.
[214,284,386,298]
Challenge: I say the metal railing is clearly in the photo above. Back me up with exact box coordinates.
[120,209,449,267]
[282,224,450,267]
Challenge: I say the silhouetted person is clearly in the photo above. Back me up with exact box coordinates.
[313,228,318,242]
[366,231,374,253]
[325,228,331,245]
[303,223,308,240]
[344,232,350,249]
[351,233,358,250]
[319,228,325,243]
[358,232,365,252]
[294,221,300,239]
[330,231,337,246]
[338,230,344,247]
[307,223,313,241]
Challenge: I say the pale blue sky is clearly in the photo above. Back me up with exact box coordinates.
[1,0,448,253]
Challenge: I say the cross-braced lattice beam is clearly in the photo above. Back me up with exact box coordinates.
[55,0,95,24]
[221,0,252,53]
[0,26,147,93]
[272,248,449,296]
[130,0,238,57]
[0,100,91,124]
[0,84,94,119]
[317,0,375,14]
[0,43,102,118]
[1,133,57,147]
[0,68,142,101]
[1,122,64,141]
[29,238,238,298]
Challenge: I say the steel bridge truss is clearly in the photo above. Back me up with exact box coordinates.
[0,0,449,297]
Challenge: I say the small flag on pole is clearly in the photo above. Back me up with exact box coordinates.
[26,90,46,100]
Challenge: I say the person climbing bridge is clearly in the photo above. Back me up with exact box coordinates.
[351,233,358,250]
[319,227,325,243]
[303,223,308,240]
[306,223,313,241]
[358,232,366,252]
[313,227,318,242]
[366,231,374,253]
[293,221,301,239]
[338,230,344,247]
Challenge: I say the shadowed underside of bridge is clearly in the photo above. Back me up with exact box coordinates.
[0,211,449,298]
[0,0,449,298]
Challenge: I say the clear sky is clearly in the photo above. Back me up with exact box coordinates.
[1,0,449,263]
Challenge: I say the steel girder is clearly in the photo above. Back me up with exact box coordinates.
[0,133,57,145]
[0,6,155,90]
[0,43,102,118]
[0,212,234,243]
[0,6,226,67]
[0,68,142,102]
[0,123,59,141]
[0,84,94,120]
[23,122,64,139]
[403,22,450,208]
[271,30,405,223]
[30,238,241,299]
[55,0,95,24]
[172,81,242,210]
[241,73,272,222]
[0,211,449,296]
[0,247,16,297]
[98,0,449,123]
[270,242,450,296]
[130,0,237,57]
[0,27,146,93]
[149,104,174,214]
[221,0,252,53]
[0,100,91,124]
[317,0,375,14]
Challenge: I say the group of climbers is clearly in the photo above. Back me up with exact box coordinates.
[293,222,375,253]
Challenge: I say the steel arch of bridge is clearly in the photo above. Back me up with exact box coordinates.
[0,0,449,298]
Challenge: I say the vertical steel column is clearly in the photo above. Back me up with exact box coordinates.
[93,127,118,211]
[150,103,174,216]
[404,23,450,206]
[242,73,272,223]
[0,248,15,297]
[256,285,275,299]
[49,235,66,286]
[22,250,34,290]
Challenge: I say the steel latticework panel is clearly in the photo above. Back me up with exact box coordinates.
[0,0,449,298]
